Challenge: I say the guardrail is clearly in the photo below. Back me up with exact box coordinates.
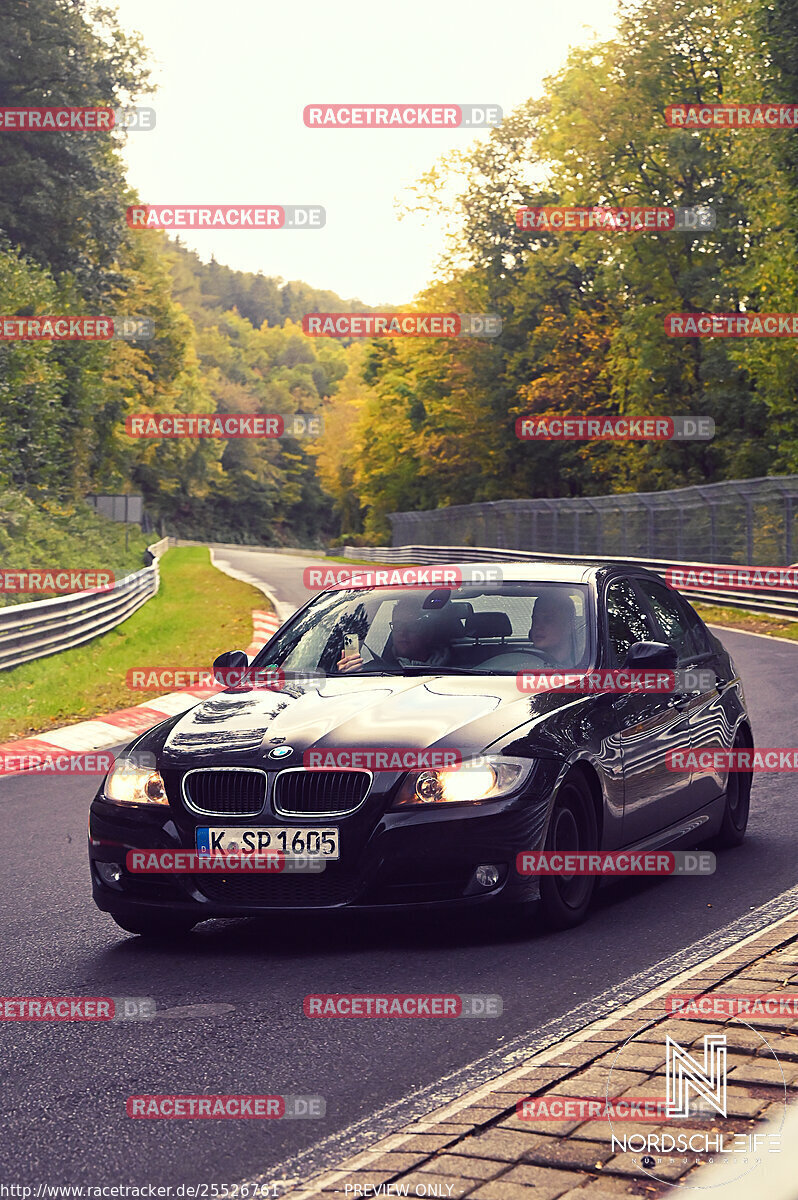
[0,538,170,671]
[340,544,798,620]
[144,535,169,564]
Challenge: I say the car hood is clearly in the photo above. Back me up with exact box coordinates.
[159,673,575,766]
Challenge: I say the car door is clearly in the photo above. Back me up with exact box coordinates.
[636,576,730,814]
[603,576,695,844]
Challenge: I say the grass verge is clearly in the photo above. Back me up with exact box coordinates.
[2,547,271,742]
[692,602,798,641]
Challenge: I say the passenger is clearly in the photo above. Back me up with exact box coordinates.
[529,592,578,667]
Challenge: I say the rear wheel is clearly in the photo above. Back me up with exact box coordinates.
[539,772,599,930]
[111,914,196,939]
[714,730,752,847]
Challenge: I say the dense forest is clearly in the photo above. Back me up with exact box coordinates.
[0,0,368,545]
[319,0,798,541]
[3,0,798,546]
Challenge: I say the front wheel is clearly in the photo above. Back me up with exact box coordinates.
[111,913,196,939]
[539,772,599,930]
[713,731,752,847]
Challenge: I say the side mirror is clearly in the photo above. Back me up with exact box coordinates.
[213,649,249,686]
[623,640,678,670]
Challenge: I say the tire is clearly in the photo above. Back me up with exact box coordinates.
[714,730,752,847]
[539,771,599,930]
[111,913,196,939]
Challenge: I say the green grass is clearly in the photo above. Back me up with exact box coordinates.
[2,547,271,742]
[692,602,798,641]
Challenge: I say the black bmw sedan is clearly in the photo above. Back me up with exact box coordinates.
[88,561,753,937]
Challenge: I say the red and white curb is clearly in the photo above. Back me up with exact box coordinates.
[246,610,282,653]
[0,609,280,776]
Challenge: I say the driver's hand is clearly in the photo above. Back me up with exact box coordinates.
[337,652,364,674]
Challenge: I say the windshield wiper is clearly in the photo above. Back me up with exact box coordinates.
[395,665,503,675]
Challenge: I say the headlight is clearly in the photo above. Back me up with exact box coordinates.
[103,753,169,807]
[392,755,536,808]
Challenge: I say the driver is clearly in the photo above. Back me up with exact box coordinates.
[528,592,578,667]
[337,594,453,673]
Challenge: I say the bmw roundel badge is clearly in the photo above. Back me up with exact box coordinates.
[268,745,293,759]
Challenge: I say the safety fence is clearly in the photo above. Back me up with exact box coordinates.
[388,476,798,566]
[0,537,170,671]
[340,544,798,619]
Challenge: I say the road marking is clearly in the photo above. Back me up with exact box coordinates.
[210,549,297,623]
[239,884,798,1193]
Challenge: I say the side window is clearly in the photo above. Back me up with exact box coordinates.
[636,579,698,660]
[604,578,657,667]
[682,599,714,655]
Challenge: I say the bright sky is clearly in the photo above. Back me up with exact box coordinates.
[111,0,620,305]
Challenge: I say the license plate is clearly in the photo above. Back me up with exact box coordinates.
[195,826,339,859]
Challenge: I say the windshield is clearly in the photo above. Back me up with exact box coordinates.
[251,582,593,677]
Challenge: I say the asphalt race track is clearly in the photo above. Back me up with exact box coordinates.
[2,550,798,1186]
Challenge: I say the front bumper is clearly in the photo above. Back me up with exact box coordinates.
[88,760,561,919]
